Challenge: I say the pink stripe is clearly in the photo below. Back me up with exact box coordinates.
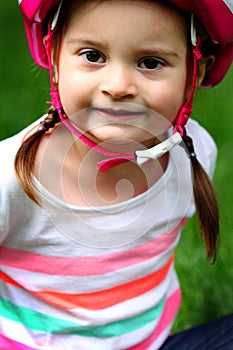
[128,288,182,350]
[0,221,185,276]
[0,334,35,350]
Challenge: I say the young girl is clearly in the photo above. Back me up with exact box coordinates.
[0,0,232,349]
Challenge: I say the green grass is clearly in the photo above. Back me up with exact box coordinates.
[0,3,49,140]
[1,2,233,333]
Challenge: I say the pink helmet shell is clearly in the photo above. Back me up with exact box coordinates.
[19,0,233,87]
[19,0,60,68]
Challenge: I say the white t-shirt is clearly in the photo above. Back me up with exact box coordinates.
[0,118,216,349]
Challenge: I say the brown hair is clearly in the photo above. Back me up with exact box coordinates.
[14,1,219,261]
[14,108,61,205]
[182,131,219,262]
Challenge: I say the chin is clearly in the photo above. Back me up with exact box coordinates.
[88,125,155,150]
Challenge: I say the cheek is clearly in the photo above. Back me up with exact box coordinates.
[147,76,187,124]
[58,78,90,116]
[57,59,92,116]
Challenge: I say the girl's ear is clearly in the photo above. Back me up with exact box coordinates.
[197,55,215,87]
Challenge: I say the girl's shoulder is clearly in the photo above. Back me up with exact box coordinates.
[186,118,216,147]
[0,116,45,190]
[0,118,44,243]
[0,116,45,163]
[186,118,217,178]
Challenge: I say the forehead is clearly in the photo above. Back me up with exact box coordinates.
[62,0,188,40]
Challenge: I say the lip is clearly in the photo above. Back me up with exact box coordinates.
[89,107,147,121]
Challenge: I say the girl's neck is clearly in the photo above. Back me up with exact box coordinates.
[33,125,169,207]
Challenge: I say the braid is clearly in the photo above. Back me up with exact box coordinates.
[14,107,60,205]
[182,129,219,262]
[38,109,60,132]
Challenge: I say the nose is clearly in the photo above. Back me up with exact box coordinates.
[100,64,138,99]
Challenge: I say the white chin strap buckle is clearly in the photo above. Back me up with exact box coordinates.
[135,131,182,166]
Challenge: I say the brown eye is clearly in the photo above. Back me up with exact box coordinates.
[81,50,105,63]
[139,57,163,70]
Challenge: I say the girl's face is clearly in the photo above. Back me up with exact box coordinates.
[57,0,189,145]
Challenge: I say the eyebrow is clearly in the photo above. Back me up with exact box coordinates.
[66,38,106,48]
[66,37,180,58]
[137,48,179,58]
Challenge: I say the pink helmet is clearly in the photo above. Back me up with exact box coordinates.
[19,0,233,87]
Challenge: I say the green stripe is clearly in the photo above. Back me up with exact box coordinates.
[0,296,165,338]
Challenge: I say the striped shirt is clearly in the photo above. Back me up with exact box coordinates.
[0,119,216,349]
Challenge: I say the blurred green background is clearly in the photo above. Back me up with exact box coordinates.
[0,2,232,333]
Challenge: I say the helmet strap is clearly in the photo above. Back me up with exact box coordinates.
[174,15,203,137]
